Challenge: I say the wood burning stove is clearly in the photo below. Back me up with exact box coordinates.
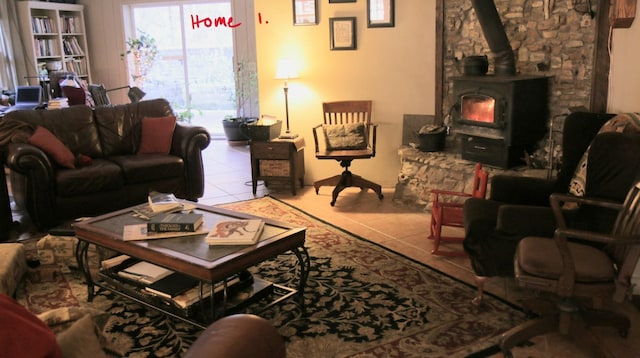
[453,75,550,168]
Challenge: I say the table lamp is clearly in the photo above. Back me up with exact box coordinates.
[275,59,299,139]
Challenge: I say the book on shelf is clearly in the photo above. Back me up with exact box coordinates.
[117,261,173,285]
[122,223,207,241]
[144,272,200,299]
[147,212,203,233]
[148,191,183,213]
[205,219,265,245]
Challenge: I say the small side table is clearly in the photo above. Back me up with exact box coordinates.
[250,138,305,195]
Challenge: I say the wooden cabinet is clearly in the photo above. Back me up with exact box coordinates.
[17,1,92,91]
[250,140,305,195]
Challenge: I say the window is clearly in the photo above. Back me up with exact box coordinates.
[124,1,258,136]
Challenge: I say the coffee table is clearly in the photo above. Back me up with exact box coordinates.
[73,201,309,328]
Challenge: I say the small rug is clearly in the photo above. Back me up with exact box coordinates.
[16,196,525,357]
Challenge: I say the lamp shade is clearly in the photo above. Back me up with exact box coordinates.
[275,59,299,80]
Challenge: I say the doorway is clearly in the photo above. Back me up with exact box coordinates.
[124,1,258,137]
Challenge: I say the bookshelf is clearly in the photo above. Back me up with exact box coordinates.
[17,1,92,94]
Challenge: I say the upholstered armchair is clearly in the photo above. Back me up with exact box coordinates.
[463,111,640,304]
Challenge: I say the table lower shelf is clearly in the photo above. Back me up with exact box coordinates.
[95,269,295,329]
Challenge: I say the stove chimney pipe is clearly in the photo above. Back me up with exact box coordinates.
[470,0,516,76]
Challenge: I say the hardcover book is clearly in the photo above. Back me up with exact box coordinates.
[144,272,200,299]
[205,219,265,245]
[122,223,208,241]
[147,213,203,232]
[117,261,174,285]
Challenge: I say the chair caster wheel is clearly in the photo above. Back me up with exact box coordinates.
[330,201,336,206]
[378,193,384,200]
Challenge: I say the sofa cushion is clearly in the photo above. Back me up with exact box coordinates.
[138,115,177,154]
[56,158,124,196]
[28,126,76,169]
[108,154,184,184]
[0,243,27,296]
[94,98,174,157]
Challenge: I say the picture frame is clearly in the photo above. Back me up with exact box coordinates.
[329,17,357,50]
[329,0,356,3]
[293,0,318,25]
[367,0,395,28]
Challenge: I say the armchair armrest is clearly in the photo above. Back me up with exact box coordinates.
[489,175,555,205]
[496,205,556,238]
[370,123,377,156]
[312,124,322,154]
[549,192,623,229]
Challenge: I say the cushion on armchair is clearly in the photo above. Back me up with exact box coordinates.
[322,123,368,150]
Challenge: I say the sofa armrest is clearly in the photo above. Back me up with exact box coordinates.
[170,123,211,201]
[489,175,555,206]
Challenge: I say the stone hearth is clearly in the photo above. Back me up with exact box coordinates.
[392,146,549,211]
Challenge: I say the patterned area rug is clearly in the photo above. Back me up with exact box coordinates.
[16,196,525,357]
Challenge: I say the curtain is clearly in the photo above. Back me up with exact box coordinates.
[0,0,29,90]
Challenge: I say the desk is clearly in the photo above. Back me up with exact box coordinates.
[250,138,305,195]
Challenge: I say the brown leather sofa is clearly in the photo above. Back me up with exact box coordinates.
[4,98,210,229]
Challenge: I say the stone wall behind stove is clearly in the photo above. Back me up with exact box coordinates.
[442,0,601,167]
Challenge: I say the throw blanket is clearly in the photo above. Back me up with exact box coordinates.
[568,112,640,196]
[0,117,34,148]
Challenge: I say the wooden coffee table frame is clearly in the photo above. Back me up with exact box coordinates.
[73,202,310,328]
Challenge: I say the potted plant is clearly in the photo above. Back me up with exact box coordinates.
[121,31,158,88]
[223,61,259,143]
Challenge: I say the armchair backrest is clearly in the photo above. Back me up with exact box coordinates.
[322,101,372,126]
[610,181,640,302]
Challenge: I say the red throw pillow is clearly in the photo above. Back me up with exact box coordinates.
[28,126,76,169]
[0,293,62,358]
[138,116,177,154]
[61,86,86,106]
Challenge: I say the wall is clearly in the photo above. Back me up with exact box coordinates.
[253,0,435,187]
[609,5,640,113]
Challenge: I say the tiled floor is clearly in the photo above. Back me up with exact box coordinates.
[6,138,640,357]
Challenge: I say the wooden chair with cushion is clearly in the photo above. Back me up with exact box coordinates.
[429,163,488,256]
[499,181,640,357]
[312,100,384,206]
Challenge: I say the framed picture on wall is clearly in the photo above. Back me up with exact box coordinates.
[367,0,395,28]
[294,0,318,25]
[329,17,357,50]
